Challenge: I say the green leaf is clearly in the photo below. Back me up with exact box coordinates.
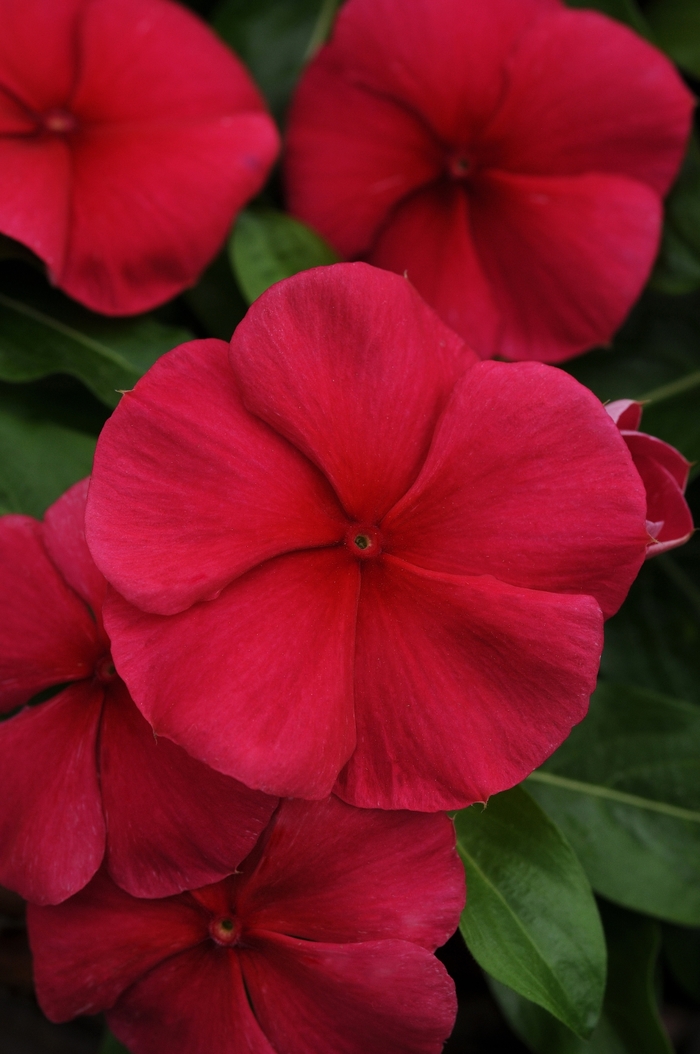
[651,134,700,299]
[213,0,335,120]
[99,1030,131,1054]
[230,208,340,303]
[0,380,99,517]
[0,266,190,409]
[527,682,700,925]
[645,0,700,77]
[663,923,700,1001]
[562,0,652,38]
[183,250,248,340]
[455,785,606,1037]
[490,902,672,1054]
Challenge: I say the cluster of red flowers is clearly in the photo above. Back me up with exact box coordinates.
[0,0,694,1051]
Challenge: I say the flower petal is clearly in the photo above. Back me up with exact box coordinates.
[108,945,276,1054]
[0,0,82,111]
[230,263,473,522]
[240,933,457,1054]
[87,338,346,616]
[237,797,464,950]
[369,184,501,352]
[336,557,602,811]
[104,549,360,799]
[100,680,278,899]
[0,137,70,277]
[469,169,662,362]
[384,361,648,619]
[0,515,100,710]
[483,9,693,196]
[606,399,643,431]
[623,431,691,492]
[42,478,106,621]
[622,440,694,557]
[28,868,208,1021]
[0,683,105,904]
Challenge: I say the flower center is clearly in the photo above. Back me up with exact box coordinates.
[41,108,78,135]
[447,150,472,180]
[95,655,117,683]
[209,915,241,946]
[346,524,382,560]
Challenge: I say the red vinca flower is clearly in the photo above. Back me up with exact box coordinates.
[0,0,279,315]
[285,0,693,363]
[86,264,650,811]
[29,797,463,1054]
[606,400,694,557]
[0,480,277,905]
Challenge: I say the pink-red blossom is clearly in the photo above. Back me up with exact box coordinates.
[606,400,693,557]
[0,479,277,906]
[0,0,279,314]
[86,264,650,810]
[29,796,463,1054]
[285,0,693,363]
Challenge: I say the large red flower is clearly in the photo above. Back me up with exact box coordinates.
[606,400,693,557]
[0,479,277,906]
[29,797,463,1054]
[0,0,279,314]
[86,264,649,810]
[285,0,693,363]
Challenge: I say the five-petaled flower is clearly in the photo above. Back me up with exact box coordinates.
[606,400,694,557]
[28,796,464,1054]
[86,263,650,811]
[285,0,693,363]
[0,0,279,314]
[0,479,277,905]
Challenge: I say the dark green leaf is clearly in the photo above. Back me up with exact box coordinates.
[455,786,605,1037]
[213,0,335,120]
[651,134,700,299]
[99,1030,130,1054]
[491,902,672,1054]
[230,208,339,303]
[0,266,190,408]
[562,0,651,38]
[663,923,700,1002]
[0,380,99,517]
[183,250,248,340]
[645,0,700,77]
[527,682,700,925]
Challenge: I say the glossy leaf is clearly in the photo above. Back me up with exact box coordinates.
[0,266,190,409]
[213,0,331,120]
[183,251,248,341]
[527,682,700,925]
[230,207,339,303]
[0,381,99,517]
[645,0,700,77]
[491,902,672,1054]
[455,786,605,1037]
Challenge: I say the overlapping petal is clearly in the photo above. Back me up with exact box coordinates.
[43,478,106,620]
[623,435,694,555]
[0,137,70,275]
[104,548,360,798]
[0,515,100,710]
[28,868,208,1020]
[240,933,457,1054]
[230,264,474,522]
[0,683,105,904]
[0,0,81,111]
[384,361,648,618]
[100,681,277,899]
[87,338,346,616]
[237,797,463,949]
[336,558,602,810]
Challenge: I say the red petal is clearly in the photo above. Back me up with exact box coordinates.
[108,945,276,1054]
[104,549,360,799]
[286,54,443,259]
[0,683,105,904]
[237,797,464,950]
[384,361,648,619]
[336,557,602,810]
[28,868,207,1021]
[0,515,100,710]
[369,184,501,353]
[483,9,693,196]
[42,478,106,621]
[230,263,473,522]
[623,444,694,557]
[0,0,82,111]
[100,680,277,899]
[623,431,691,492]
[0,137,70,277]
[240,932,457,1054]
[87,338,346,616]
[469,170,662,362]
[606,399,642,431]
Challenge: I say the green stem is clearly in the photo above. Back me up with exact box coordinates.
[527,770,700,823]
[639,369,700,406]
